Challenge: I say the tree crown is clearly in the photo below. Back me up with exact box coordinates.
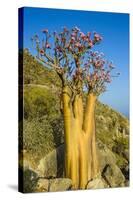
[32,27,119,96]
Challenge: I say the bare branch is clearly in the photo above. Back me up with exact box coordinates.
[44,52,55,64]
[37,57,56,69]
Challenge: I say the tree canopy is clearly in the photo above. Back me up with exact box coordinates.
[32,26,119,96]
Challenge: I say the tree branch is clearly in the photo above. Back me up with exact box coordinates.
[37,57,56,69]
[82,93,96,134]
[44,52,55,64]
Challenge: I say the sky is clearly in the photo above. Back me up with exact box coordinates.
[22,7,129,117]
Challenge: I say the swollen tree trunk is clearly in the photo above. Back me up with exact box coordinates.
[62,86,99,189]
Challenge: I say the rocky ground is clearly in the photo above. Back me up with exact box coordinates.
[20,135,129,192]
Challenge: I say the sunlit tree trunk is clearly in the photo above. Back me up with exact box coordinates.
[62,86,99,189]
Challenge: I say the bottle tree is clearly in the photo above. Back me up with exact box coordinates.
[32,27,118,189]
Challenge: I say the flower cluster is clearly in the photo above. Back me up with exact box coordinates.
[73,68,83,82]
[32,27,118,96]
[83,51,118,94]
[53,27,102,59]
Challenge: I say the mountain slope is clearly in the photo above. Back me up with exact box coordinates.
[19,50,129,192]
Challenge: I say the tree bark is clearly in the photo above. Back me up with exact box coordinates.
[62,88,99,189]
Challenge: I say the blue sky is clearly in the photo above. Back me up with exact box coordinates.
[22,7,129,117]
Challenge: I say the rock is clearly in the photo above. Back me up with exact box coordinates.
[37,144,64,178]
[22,168,39,193]
[34,177,72,192]
[23,159,30,170]
[121,165,129,180]
[49,178,72,192]
[125,180,129,187]
[98,115,106,123]
[35,178,49,192]
[123,149,129,161]
[97,140,116,171]
[98,140,126,187]
[102,164,125,187]
[87,177,108,189]
[37,141,126,190]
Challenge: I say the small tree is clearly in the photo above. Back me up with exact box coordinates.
[32,27,118,189]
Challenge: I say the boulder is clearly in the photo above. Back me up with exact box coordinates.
[37,141,126,190]
[102,164,125,187]
[97,140,116,171]
[37,144,64,178]
[123,149,129,161]
[121,165,129,181]
[35,178,49,192]
[87,177,108,189]
[49,178,72,192]
[98,140,125,187]
[35,178,72,192]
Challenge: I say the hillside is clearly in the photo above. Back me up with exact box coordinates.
[19,50,129,192]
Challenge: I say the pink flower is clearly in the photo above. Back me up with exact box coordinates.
[104,73,111,83]
[101,71,105,77]
[87,32,91,38]
[63,27,68,33]
[71,37,75,42]
[94,33,102,42]
[65,44,69,48]
[75,42,81,48]
[90,52,95,57]
[94,60,105,68]
[71,32,76,37]
[84,37,89,42]
[46,43,51,48]
[80,32,85,38]
[42,29,48,33]
[56,46,62,52]
[68,46,72,51]
[94,73,98,81]
[88,40,93,48]
[40,49,44,55]
[109,63,115,69]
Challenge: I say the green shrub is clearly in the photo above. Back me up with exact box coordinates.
[23,117,55,159]
[24,85,60,119]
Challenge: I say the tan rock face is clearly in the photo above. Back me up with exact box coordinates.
[97,140,126,187]
[97,140,117,171]
[87,177,109,189]
[102,164,125,187]
[34,178,72,192]
[35,179,49,192]
[49,178,72,192]
[37,145,64,178]
[21,140,127,192]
